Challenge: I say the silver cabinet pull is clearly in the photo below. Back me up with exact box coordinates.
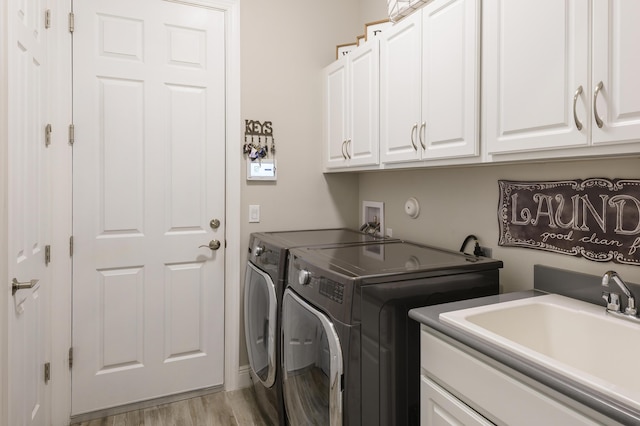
[573,85,583,130]
[12,278,39,296]
[199,240,221,251]
[345,139,351,159]
[419,122,426,150]
[410,123,418,151]
[341,140,348,160]
[593,81,604,128]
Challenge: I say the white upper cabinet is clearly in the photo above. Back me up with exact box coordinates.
[484,0,640,156]
[483,0,589,154]
[591,0,640,145]
[380,0,480,164]
[323,41,379,170]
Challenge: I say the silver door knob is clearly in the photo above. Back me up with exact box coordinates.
[12,278,39,295]
[209,219,220,229]
[199,240,221,251]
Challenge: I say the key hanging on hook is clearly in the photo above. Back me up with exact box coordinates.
[243,134,251,154]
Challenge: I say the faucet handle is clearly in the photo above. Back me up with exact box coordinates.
[602,291,621,312]
[625,297,637,316]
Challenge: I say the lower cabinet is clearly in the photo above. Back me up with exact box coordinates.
[420,327,617,426]
[421,376,493,425]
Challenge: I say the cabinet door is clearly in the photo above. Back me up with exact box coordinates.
[592,0,640,145]
[422,0,480,160]
[483,0,589,154]
[421,376,494,426]
[323,58,349,169]
[380,12,423,163]
[348,41,380,167]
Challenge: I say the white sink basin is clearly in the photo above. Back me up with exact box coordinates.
[440,293,640,411]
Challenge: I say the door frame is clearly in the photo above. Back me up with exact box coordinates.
[0,0,241,423]
[1,1,9,424]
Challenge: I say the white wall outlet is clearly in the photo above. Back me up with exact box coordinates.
[249,204,260,223]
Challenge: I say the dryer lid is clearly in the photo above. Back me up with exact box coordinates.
[293,241,503,281]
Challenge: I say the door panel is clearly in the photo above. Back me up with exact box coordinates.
[380,12,423,163]
[592,0,640,144]
[483,0,589,153]
[72,0,226,414]
[8,0,52,424]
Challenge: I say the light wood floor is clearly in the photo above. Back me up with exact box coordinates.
[71,388,275,426]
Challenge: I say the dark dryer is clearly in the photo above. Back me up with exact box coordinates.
[243,229,391,424]
[281,240,502,425]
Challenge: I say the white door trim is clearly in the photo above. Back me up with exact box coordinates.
[1,2,10,425]
[50,3,73,425]
[220,0,242,393]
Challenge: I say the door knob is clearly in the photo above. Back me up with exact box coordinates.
[209,219,220,229]
[12,278,39,295]
[199,240,221,251]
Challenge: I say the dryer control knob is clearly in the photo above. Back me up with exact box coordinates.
[298,269,312,285]
[254,245,265,256]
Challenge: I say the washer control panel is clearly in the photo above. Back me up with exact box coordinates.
[319,278,344,304]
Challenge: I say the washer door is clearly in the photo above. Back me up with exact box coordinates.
[244,262,277,387]
[282,289,343,426]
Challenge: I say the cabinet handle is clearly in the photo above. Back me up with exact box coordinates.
[572,85,583,131]
[346,139,351,159]
[419,122,426,150]
[341,140,347,159]
[410,123,418,151]
[593,81,604,128]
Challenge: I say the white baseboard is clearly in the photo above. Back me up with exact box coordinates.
[236,364,252,389]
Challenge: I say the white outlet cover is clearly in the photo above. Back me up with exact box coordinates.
[404,197,420,218]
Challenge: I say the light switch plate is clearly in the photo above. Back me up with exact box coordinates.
[249,205,260,223]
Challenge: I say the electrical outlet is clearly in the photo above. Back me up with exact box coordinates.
[479,246,492,258]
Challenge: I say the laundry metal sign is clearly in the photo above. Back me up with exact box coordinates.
[498,179,640,266]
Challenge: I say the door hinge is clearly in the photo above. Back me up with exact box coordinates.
[69,236,74,257]
[68,124,75,145]
[45,245,51,266]
[45,123,52,147]
[44,362,51,384]
[45,9,51,29]
[68,347,73,369]
[68,12,75,33]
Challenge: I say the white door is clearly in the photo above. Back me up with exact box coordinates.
[591,0,640,145]
[72,0,226,414]
[421,0,479,160]
[348,41,380,167]
[7,0,53,424]
[323,57,349,169]
[483,0,589,154]
[380,11,423,164]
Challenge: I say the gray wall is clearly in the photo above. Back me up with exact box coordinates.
[358,157,640,293]
[239,0,382,366]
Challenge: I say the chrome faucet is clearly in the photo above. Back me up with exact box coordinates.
[601,271,638,319]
